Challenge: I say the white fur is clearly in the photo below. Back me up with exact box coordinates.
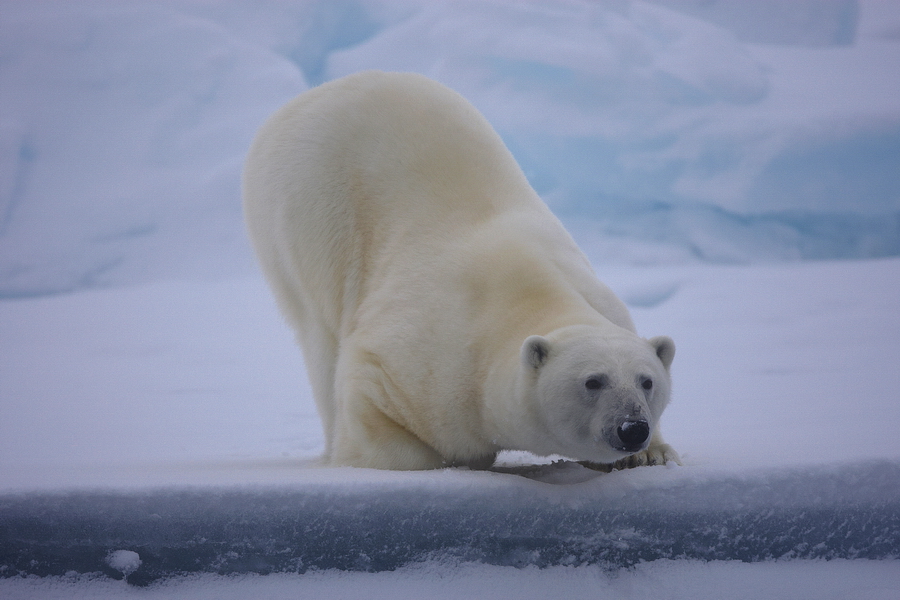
[243,71,678,470]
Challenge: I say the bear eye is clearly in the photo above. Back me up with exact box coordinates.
[641,378,653,391]
[585,375,607,391]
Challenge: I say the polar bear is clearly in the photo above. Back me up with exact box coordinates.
[243,71,679,471]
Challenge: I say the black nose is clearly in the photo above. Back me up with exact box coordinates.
[617,419,650,451]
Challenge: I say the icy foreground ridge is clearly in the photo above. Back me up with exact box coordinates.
[1,461,898,585]
[1,0,899,296]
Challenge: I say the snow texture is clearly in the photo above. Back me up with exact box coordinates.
[1,462,898,585]
[1,0,899,297]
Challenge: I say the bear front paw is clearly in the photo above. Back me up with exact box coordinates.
[618,442,681,470]
[580,442,681,472]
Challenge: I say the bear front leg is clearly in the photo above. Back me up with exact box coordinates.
[330,392,446,470]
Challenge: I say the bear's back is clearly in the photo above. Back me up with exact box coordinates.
[243,71,547,336]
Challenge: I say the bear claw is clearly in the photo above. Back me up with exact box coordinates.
[580,442,682,472]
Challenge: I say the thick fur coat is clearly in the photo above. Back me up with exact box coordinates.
[243,71,679,470]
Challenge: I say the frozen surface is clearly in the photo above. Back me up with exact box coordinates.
[2,0,900,297]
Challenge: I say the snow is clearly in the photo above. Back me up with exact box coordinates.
[3,260,898,489]
[1,0,900,595]
[2,261,899,594]
[105,551,141,578]
[0,560,896,600]
[2,0,899,296]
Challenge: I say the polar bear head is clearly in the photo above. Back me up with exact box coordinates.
[521,325,675,463]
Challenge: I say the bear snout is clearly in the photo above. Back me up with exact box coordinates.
[615,418,650,452]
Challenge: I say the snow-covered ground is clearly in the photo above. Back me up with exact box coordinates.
[2,560,899,600]
[2,260,899,596]
[2,0,900,596]
[2,259,899,490]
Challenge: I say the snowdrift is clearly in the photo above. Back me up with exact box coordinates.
[2,461,898,585]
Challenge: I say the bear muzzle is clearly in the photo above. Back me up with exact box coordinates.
[613,418,650,453]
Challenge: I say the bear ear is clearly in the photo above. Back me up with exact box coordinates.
[522,335,551,370]
[649,336,675,370]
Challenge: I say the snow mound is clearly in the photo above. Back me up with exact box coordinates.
[0,2,305,297]
[105,550,141,578]
[1,1,899,297]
